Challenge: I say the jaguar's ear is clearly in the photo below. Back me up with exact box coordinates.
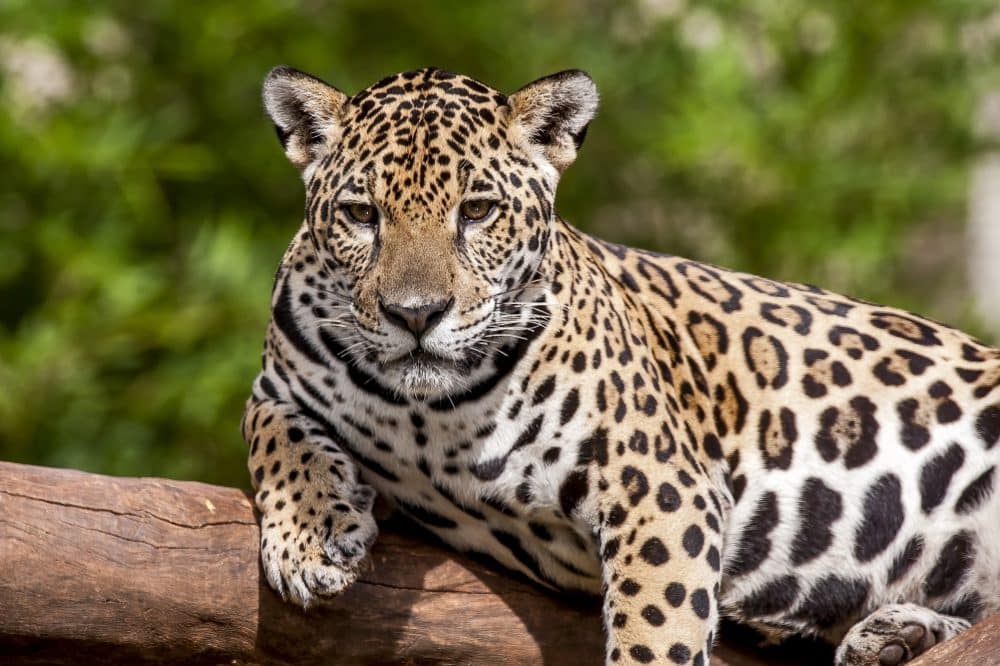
[507,70,598,173]
[263,66,348,174]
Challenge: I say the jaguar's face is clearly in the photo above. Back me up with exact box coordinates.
[264,67,597,398]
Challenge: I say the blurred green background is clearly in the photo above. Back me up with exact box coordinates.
[1,1,998,488]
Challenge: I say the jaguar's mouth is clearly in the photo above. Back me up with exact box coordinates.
[381,348,470,398]
[384,347,454,368]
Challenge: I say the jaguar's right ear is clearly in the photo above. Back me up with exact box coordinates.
[263,66,348,174]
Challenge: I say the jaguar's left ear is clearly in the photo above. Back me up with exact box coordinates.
[507,70,598,173]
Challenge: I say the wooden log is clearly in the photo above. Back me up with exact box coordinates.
[0,462,992,665]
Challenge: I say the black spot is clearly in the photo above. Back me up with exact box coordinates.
[630,645,654,663]
[690,587,710,619]
[259,375,279,399]
[886,536,923,585]
[924,531,974,598]
[976,405,1000,449]
[665,582,686,607]
[740,575,800,616]
[727,491,779,577]
[954,466,995,515]
[703,433,723,460]
[790,478,843,565]
[705,513,719,534]
[937,400,963,424]
[843,397,879,468]
[287,427,304,443]
[607,503,628,527]
[587,428,610,466]
[677,469,695,487]
[793,575,869,628]
[559,469,589,517]
[706,545,720,571]
[639,537,670,565]
[612,612,627,628]
[919,443,965,514]
[470,457,506,481]
[853,473,904,562]
[682,525,705,558]
[668,643,691,664]
[900,350,934,374]
[602,537,620,561]
[532,375,556,405]
[641,605,665,626]
[621,466,650,506]
[731,476,746,503]
[620,578,641,596]
[560,388,580,425]
[898,398,931,450]
[571,351,586,373]
[543,447,561,465]
[814,407,841,461]
[619,269,640,292]
[512,414,544,450]
[656,482,682,512]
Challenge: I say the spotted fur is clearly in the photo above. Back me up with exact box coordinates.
[242,66,1000,665]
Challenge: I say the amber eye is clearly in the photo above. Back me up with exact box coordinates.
[344,203,377,225]
[459,200,495,222]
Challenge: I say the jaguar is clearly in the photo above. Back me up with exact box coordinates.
[242,65,1000,665]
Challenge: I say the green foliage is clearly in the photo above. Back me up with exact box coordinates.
[0,1,997,486]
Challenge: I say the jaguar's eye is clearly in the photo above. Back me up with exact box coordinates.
[460,200,495,223]
[344,203,377,225]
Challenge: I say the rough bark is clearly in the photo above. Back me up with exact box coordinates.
[0,461,992,664]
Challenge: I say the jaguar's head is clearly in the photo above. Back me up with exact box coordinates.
[263,66,597,398]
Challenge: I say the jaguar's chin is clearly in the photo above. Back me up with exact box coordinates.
[380,350,470,399]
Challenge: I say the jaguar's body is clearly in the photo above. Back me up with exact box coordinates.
[243,66,1000,665]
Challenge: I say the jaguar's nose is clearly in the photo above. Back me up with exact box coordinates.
[379,297,453,339]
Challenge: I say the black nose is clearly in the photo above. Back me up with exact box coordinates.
[379,297,453,338]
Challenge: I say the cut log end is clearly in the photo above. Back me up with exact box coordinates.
[0,461,994,665]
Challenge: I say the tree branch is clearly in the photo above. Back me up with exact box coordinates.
[0,462,993,664]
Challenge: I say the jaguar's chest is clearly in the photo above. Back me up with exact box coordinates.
[326,378,605,592]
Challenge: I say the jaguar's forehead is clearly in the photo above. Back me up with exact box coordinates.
[328,69,516,211]
[350,68,507,111]
[340,68,509,142]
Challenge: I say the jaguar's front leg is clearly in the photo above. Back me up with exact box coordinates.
[599,464,724,665]
[242,389,377,609]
